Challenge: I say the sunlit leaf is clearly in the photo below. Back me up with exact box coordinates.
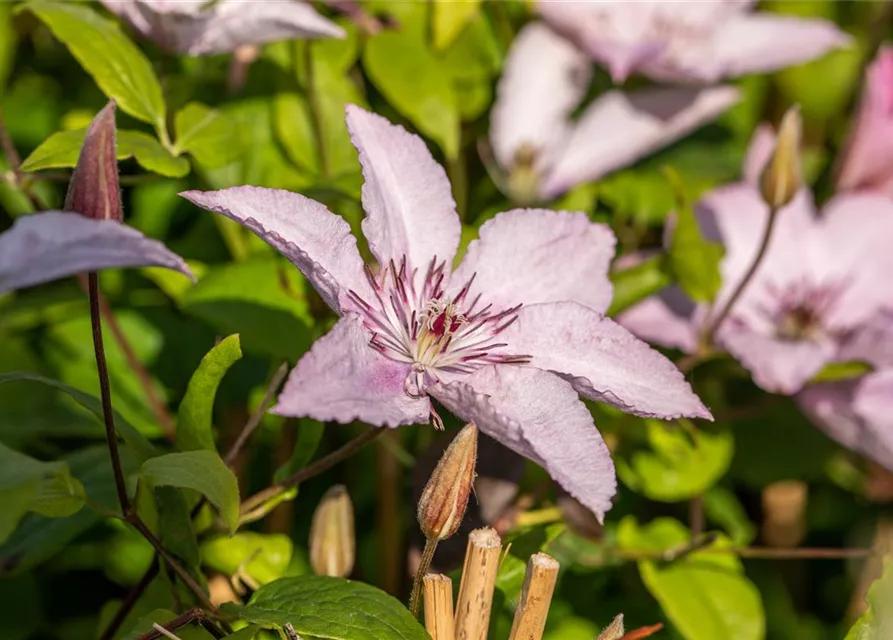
[608,255,673,316]
[177,334,242,453]
[222,575,429,639]
[174,102,240,168]
[141,451,240,533]
[845,560,893,639]
[18,1,166,133]
[200,533,293,585]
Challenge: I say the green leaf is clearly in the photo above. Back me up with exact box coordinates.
[433,0,482,50]
[0,3,16,90]
[174,102,240,168]
[200,533,293,585]
[608,255,673,316]
[141,451,240,533]
[124,609,218,640]
[29,464,86,519]
[702,486,757,546]
[617,421,733,502]
[154,487,202,571]
[810,360,873,383]
[177,335,242,453]
[181,256,313,360]
[362,3,459,159]
[846,560,893,639]
[0,372,157,464]
[18,1,166,134]
[0,442,65,543]
[222,575,429,639]
[20,128,190,177]
[665,169,724,302]
[618,517,765,640]
[274,419,325,484]
[224,626,261,640]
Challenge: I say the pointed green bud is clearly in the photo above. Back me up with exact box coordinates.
[760,105,803,210]
[309,484,355,578]
[418,423,478,542]
[65,100,122,222]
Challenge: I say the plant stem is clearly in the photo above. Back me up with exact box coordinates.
[303,41,330,178]
[700,205,780,347]
[133,609,225,640]
[225,362,288,466]
[80,274,175,439]
[239,427,384,518]
[618,544,873,563]
[100,558,160,640]
[0,108,21,175]
[410,538,438,618]
[88,272,131,516]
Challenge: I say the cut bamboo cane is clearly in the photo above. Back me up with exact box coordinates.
[454,527,502,640]
[423,574,456,640]
[507,552,560,640]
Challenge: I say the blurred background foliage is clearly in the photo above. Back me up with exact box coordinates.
[1,1,892,640]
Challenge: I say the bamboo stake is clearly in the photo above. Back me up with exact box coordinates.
[454,527,502,640]
[424,574,456,640]
[508,553,560,640]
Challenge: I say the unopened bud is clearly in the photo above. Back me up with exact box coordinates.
[309,484,355,577]
[65,100,122,222]
[596,614,624,640]
[418,423,478,542]
[760,105,802,209]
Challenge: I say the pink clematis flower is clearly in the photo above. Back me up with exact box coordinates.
[798,313,893,471]
[835,46,893,197]
[0,101,192,295]
[490,23,740,204]
[536,0,850,84]
[181,105,711,520]
[620,127,893,395]
[100,0,344,56]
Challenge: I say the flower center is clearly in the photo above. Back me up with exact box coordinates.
[345,256,530,396]
[762,279,846,342]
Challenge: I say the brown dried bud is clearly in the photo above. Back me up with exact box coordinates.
[596,614,625,640]
[309,484,355,577]
[418,422,478,542]
[65,100,122,222]
[760,105,802,210]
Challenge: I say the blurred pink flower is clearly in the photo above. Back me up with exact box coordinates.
[798,313,893,471]
[835,46,893,197]
[0,102,192,295]
[490,23,740,204]
[100,0,344,56]
[536,0,850,84]
[619,127,893,394]
[181,105,712,520]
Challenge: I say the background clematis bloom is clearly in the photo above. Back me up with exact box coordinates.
[798,313,893,471]
[100,0,345,56]
[490,23,740,205]
[0,101,192,294]
[835,46,893,197]
[620,127,893,395]
[536,0,850,84]
[181,105,711,521]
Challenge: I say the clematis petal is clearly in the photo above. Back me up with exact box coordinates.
[813,193,893,328]
[272,314,430,427]
[345,105,461,272]
[798,372,893,472]
[720,329,836,395]
[490,22,590,175]
[617,285,702,354]
[541,85,740,199]
[428,365,616,521]
[0,211,193,295]
[839,311,893,368]
[180,186,370,313]
[503,302,711,419]
[710,14,850,79]
[103,0,345,56]
[450,209,615,314]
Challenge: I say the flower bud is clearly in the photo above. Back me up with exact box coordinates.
[596,614,624,640]
[65,100,122,222]
[309,484,355,577]
[417,423,478,542]
[760,105,802,209]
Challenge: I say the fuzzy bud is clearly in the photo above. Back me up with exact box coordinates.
[417,423,478,542]
[760,105,802,210]
[309,484,355,577]
[65,100,122,222]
